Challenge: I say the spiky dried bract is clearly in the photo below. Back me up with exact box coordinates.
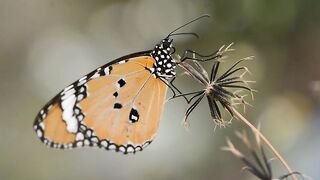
[177,43,255,128]
[221,138,244,158]
[206,56,256,127]
[222,131,305,180]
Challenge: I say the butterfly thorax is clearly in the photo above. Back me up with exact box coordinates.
[150,38,176,80]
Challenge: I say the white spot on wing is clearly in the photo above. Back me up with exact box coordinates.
[78,114,84,121]
[101,141,108,147]
[61,88,76,99]
[39,122,45,129]
[64,85,74,91]
[74,108,80,114]
[79,86,85,93]
[104,67,111,75]
[119,146,126,152]
[86,130,92,137]
[76,133,84,141]
[37,129,42,137]
[90,72,100,79]
[84,139,90,146]
[79,76,87,82]
[77,94,84,101]
[91,137,98,143]
[76,141,83,147]
[61,95,78,133]
[127,146,134,153]
[131,115,138,121]
[78,80,86,86]
[108,144,116,150]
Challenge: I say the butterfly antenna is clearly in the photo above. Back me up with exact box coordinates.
[168,14,210,37]
[169,32,199,38]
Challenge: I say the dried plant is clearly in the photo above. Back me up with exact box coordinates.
[172,44,255,127]
[222,130,304,180]
[171,44,300,180]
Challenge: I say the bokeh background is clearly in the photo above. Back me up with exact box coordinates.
[1,0,319,179]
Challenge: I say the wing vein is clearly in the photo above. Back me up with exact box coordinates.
[141,79,159,136]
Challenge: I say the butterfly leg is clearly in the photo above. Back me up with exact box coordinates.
[180,49,221,62]
[164,77,206,104]
[183,92,206,125]
[169,90,206,103]
[169,77,190,102]
[161,77,193,103]
[180,43,234,62]
[161,78,187,102]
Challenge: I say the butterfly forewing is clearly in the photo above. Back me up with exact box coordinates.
[34,55,168,153]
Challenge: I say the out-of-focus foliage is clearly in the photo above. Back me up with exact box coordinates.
[0,0,319,179]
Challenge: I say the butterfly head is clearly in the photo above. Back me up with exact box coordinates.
[150,37,176,80]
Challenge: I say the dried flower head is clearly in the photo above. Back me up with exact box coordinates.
[173,43,255,127]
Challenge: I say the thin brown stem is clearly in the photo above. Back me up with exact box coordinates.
[231,108,298,180]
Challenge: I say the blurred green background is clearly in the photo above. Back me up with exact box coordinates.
[1,0,319,179]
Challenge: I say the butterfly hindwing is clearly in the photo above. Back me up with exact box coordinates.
[34,52,168,153]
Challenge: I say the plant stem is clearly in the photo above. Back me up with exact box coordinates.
[232,108,298,180]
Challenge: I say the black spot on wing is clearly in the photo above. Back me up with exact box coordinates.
[129,108,139,123]
[113,103,122,109]
[117,79,126,88]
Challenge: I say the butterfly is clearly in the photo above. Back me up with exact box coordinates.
[33,15,209,154]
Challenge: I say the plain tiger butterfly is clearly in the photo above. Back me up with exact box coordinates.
[33,15,210,154]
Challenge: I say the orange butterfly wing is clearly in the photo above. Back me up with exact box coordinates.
[34,54,168,153]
